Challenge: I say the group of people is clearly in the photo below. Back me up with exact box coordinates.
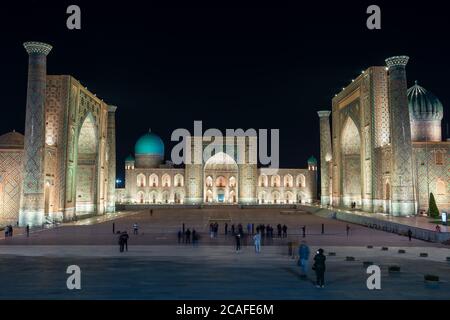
[209,223,219,238]
[4,225,14,237]
[118,231,129,252]
[297,241,327,288]
[350,202,357,209]
[178,228,199,245]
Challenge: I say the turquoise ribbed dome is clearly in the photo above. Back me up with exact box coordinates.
[134,131,164,156]
[407,81,443,121]
[307,156,317,164]
[125,154,135,162]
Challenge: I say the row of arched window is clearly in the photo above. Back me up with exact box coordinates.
[258,191,308,204]
[258,174,306,188]
[205,176,236,188]
[136,173,184,188]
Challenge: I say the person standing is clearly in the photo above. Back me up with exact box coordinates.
[185,229,191,244]
[177,229,182,244]
[118,233,124,252]
[133,223,138,235]
[26,224,30,237]
[321,223,325,234]
[225,223,228,235]
[277,224,282,238]
[192,229,197,246]
[122,231,129,251]
[313,248,326,288]
[346,224,350,237]
[282,224,287,238]
[298,241,310,277]
[302,225,306,238]
[253,232,261,253]
[235,234,241,252]
[113,222,115,234]
[407,229,412,241]
[251,223,255,235]
[247,223,251,235]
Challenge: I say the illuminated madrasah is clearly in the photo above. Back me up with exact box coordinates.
[318,56,449,216]
[0,42,116,226]
[115,134,318,206]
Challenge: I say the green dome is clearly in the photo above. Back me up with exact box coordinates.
[135,131,164,156]
[307,156,317,164]
[407,81,443,121]
[125,154,135,162]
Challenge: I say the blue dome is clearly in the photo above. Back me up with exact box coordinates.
[307,156,317,164]
[134,131,164,156]
[125,154,135,162]
[407,81,444,121]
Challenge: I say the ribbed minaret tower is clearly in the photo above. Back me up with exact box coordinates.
[19,41,52,226]
[317,110,332,206]
[106,105,117,212]
[385,56,416,216]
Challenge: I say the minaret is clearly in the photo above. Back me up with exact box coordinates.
[385,56,416,216]
[19,41,52,226]
[106,105,117,212]
[317,110,332,205]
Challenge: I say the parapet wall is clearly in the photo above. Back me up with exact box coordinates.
[300,205,450,243]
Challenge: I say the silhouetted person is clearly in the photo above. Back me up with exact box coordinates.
[277,224,282,238]
[185,229,191,244]
[407,229,412,241]
[113,222,115,234]
[122,231,129,251]
[225,223,228,235]
[26,224,30,237]
[302,225,306,238]
[321,223,325,234]
[231,224,235,235]
[346,224,350,237]
[313,248,326,288]
[282,224,287,238]
[192,229,197,246]
[235,234,241,252]
[177,230,182,244]
[182,223,185,233]
[133,223,138,235]
[251,223,254,235]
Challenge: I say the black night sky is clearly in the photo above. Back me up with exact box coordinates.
[1,1,449,183]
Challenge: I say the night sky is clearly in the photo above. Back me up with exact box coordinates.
[1,1,449,183]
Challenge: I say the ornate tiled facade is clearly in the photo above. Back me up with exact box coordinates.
[319,56,449,216]
[0,42,116,227]
[117,135,317,205]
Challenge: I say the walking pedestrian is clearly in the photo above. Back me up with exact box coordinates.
[321,223,325,234]
[407,229,412,241]
[313,248,326,288]
[113,222,115,234]
[253,232,261,253]
[231,224,235,236]
[133,223,138,235]
[26,224,30,237]
[302,225,306,238]
[118,233,124,252]
[298,241,310,277]
[277,224,282,238]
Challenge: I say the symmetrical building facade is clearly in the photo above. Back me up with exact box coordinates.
[0,42,117,226]
[318,56,449,216]
[116,134,317,205]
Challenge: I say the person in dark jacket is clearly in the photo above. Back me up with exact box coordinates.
[235,234,241,252]
[119,231,129,252]
[313,248,326,288]
[407,229,412,241]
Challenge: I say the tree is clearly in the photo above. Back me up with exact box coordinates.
[428,193,440,218]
